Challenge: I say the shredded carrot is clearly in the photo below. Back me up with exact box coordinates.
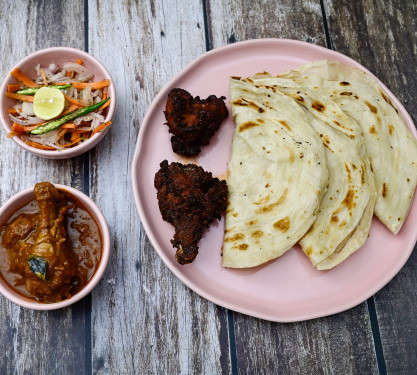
[8,108,20,115]
[76,59,83,65]
[63,94,85,107]
[69,79,110,90]
[10,68,40,88]
[61,123,76,129]
[7,131,19,138]
[19,123,45,131]
[92,121,112,136]
[98,99,110,111]
[70,132,81,142]
[62,138,82,148]
[22,121,76,133]
[23,125,39,131]
[66,71,73,77]
[57,79,110,90]
[19,121,76,133]
[61,104,79,116]
[57,128,68,138]
[7,84,21,93]
[67,129,91,134]
[102,92,107,100]
[40,68,48,86]
[5,92,34,102]
[11,123,26,133]
[55,128,67,146]
[7,123,28,137]
[24,140,56,150]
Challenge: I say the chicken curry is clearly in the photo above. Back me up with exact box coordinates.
[0,182,102,303]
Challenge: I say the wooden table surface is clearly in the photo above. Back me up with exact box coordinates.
[1,1,416,374]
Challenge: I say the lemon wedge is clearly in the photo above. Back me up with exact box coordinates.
[33,87,65,120]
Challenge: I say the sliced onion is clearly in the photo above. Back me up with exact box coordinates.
[8,114,43,126]
[28,130,61,148]
[92,89,102,98]
[34,64,41,77]
[48,63,58,73]
[80,87,94,106]
[12,109,41,121]
[73,112,104,127]
[74,73,94,82]
[63,62,91,77]
[94,95,103,104]
[54,130,66,148]
[48,70,67,83]
[21,102,35,116]
[13,103,23,111]
[68,86,81,100]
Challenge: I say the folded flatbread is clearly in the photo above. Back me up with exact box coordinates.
[244,73,376,269]
[222,77,328,268]
[280,60,417,234]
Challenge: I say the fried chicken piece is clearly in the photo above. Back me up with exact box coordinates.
[25,182,77,301]
[2,182,77,302]
[154,160,228,264]
[164,88,228,156]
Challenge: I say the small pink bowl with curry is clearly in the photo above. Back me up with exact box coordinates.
[0,182,110,310]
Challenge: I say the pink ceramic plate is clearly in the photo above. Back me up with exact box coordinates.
[131,39,417,322]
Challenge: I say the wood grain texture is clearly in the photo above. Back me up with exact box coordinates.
[207,0,327,48]
[88,1,230,373]
[323,1,417,373]
[0,1,87,374]
[206,1,379,374]
[234,304,378,375]
[1,0,416,374]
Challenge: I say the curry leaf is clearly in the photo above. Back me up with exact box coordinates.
[27,255,47,281]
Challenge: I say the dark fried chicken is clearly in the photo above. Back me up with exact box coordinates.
[164,88,228,156]
[154,160,228,264]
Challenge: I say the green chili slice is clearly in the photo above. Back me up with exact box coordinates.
[30,97,110,135]
[16,84,72,95]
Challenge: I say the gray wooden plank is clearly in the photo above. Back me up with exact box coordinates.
[88,1,230,373]
[323,1,417,373]
[233,307,379,375]
[207,0,379,374]
[234,303,378,375]
[0,1,87,374]
[207,0,327,46]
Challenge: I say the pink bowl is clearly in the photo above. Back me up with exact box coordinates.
[0,47,116,159]
[0,184,110,310]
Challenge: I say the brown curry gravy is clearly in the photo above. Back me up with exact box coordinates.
[0,189,102,302]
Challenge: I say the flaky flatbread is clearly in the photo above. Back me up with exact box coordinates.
[245,73,376,268]
[222,77,328,268]
[280,60,417,234]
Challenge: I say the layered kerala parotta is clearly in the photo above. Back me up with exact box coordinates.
[222,77,328,268]
[280,60,417,234]
[243,73,376,269]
